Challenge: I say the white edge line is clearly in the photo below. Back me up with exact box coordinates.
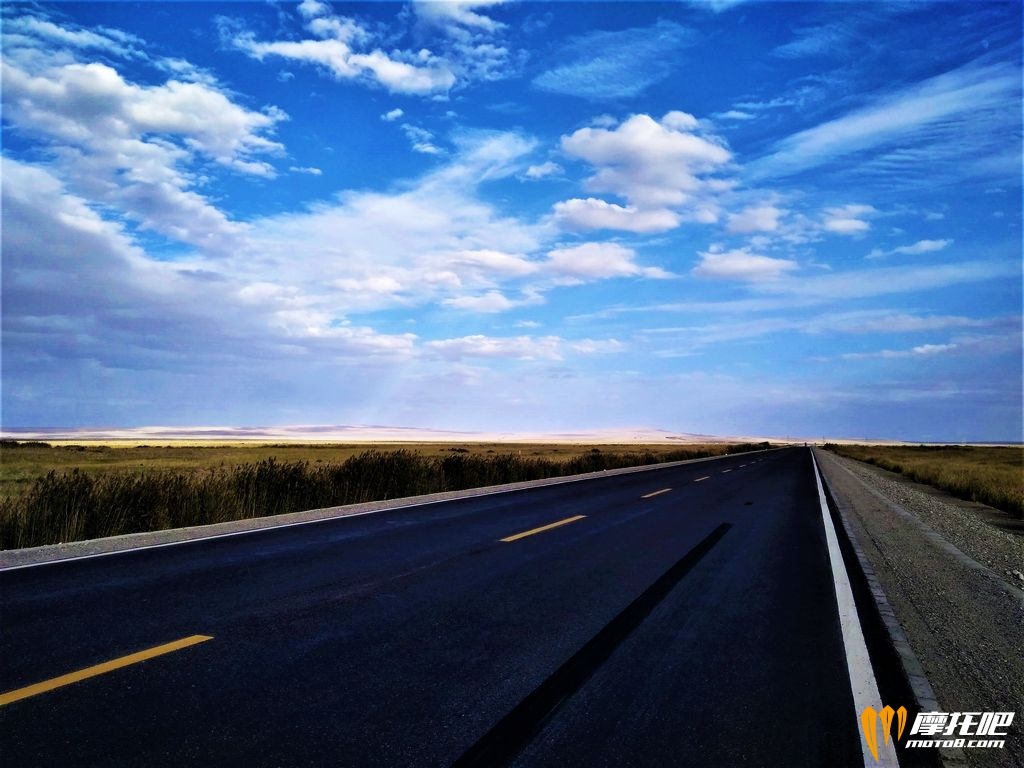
[811,451,900,768]
[0,448,784,572]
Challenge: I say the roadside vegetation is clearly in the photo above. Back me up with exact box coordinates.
[825,443,1023,519]
[0,441,768,549]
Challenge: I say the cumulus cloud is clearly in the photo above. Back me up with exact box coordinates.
[822,204,876,235]
[0,37,286,255]
[554,112,732,233]
[545,243,671,281]
[561,112,731,208]
[227,2,455,95]
[381,108,404,121]
[726,204,783,233]
[442,290,541,313]
[413,0,507,33]
[553,198,680,233]
[290,165,323,175]
[0,153,418,415]
[692,247,798,281]
[524,161,562,179]
[452,249,539,276]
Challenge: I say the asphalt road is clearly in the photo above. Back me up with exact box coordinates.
[1,447,865,767]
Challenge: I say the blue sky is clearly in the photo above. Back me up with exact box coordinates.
[1,0,1021,441]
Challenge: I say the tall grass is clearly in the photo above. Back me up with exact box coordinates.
[825,444,1023,519]
[0,445,767,549]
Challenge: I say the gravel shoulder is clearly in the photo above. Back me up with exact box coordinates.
[815,449,1023,768]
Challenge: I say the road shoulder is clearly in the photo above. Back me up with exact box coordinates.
[814,448,1023,768]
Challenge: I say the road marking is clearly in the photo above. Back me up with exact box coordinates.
[0,635,213,707]
[500,515,586,543]
[693,476,710,482]
[739,464,747,468]
[640,488,672,499]
[811,452,898,768]
[720,469,732,473]
[0,448,784,573]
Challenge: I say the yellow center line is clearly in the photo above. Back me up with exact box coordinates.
[0,635,214,707]
[694,476,710,482]
[641,488,672,499]
[500,515,586,542]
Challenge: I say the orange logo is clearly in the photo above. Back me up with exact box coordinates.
[861,705,907,761]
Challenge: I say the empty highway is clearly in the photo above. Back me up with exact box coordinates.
[1,447,876,766]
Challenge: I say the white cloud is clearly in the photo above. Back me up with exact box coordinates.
[236,131,558,316]
[227,2,455,96]
[0,48,285,255]
[748,62,1021,180]
[867,238,953,259]
[426,334,563,360]
[757,261,1017,300]
[826,313,988,334]
[1,155,418,398]
[442,290,538,313]
[840,343,958,361]
[553,198,680,234]
[524,161,562,179]
[3,15,141,58]
[553,112,732,233]
[546,243,671,281]
[692,248,798,281]
[381,108,405,122]
[413,0,507,32]
[532,21,692,100]
[561,112,731,209]
[715,109,755,121]
[570,338,625,355]
[424,333,623,361]
[401,124,444,155]
[726,204,783,233]
[822,204,876,235]
[452,249,539,276]
[230,0,517,95]
[290,165,323,175]
[892,239,953,255]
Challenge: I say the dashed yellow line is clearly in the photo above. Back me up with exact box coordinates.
[0,635,214,707]
[641,488,672,499]
[501,515,586,543]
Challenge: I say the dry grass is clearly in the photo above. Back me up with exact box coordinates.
[825,444,1023,519]
[0,441,768,549]
[0,441,723,499]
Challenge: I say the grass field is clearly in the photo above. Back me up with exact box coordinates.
[0,441,766,549]
[825,444,1023,519]
[0,441,728,499]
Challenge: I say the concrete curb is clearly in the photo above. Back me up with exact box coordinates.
[814,448,967,768]
[0,448,777,571]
